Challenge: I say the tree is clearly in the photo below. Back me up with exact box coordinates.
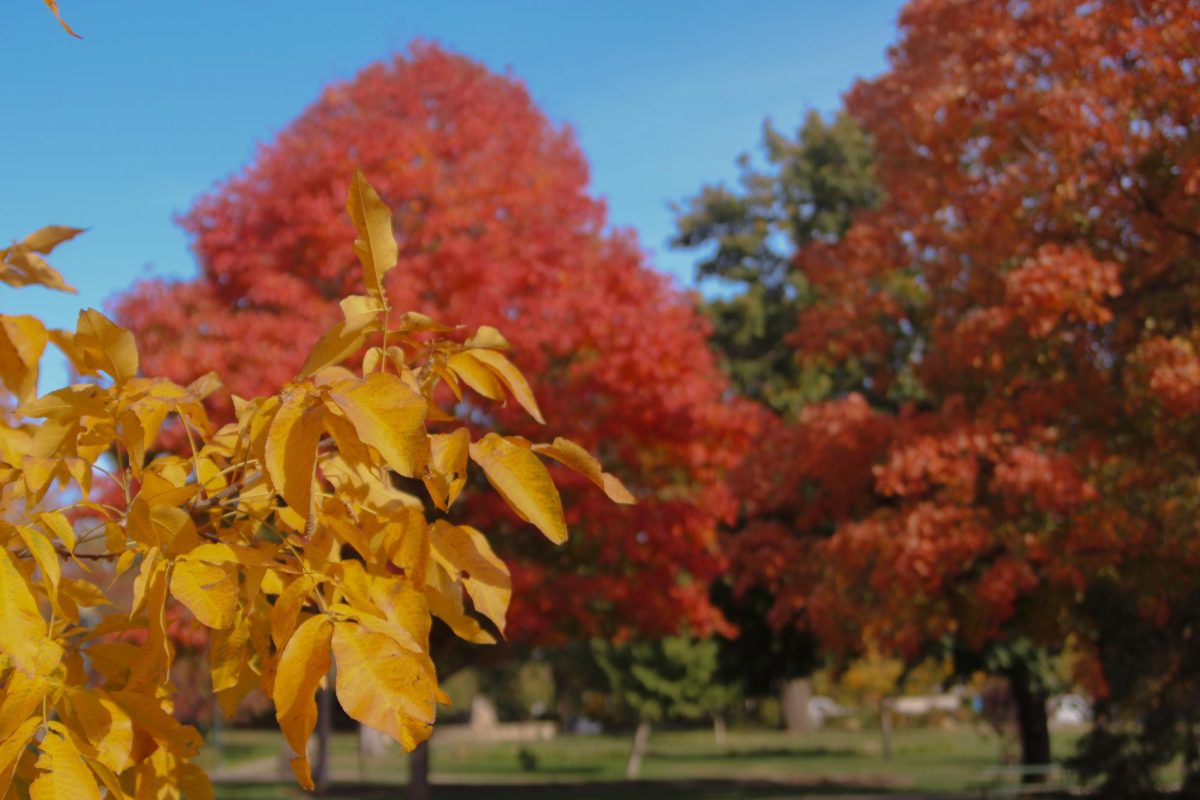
[673,111,880,416]
[673,111,883,731]
[0,173,633,796]
[593,635,733,779]
[711,0,1200,785]
[115,43,751,649]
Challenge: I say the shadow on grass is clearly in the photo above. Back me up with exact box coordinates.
[214,779,916,800]
[651,747,859,762]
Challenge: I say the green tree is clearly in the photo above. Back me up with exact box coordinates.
[593,636,735,778]
[672,110,880,415]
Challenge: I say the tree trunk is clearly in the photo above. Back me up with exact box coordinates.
[408,739,431,800]
[713,714,727,747]
[314,681,333,793]
[781,677,814,733]
[1008,666,1051,783]
[625,719,651,779]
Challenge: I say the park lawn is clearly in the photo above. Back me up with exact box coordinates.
[209,725,1084,799]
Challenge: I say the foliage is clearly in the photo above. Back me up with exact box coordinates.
[1068,582,1200,797]
[115,43,753,645]
[674,112,883,705]
[592,636,733,725]
[706,0,1200,778]
[673,111,880,416]
[0,173,632,796]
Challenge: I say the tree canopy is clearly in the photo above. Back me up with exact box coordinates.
[115,43,753,644]
[701,0,1200,782]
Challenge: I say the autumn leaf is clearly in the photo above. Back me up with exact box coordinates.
[430,521,511,634]
[533,437,635,503]
[30,723,100,800]
[332,619,436,751]
[0,550,53,674]
[469,433,567,543]
[41,0,81,38]
[170,561,238,629]
[273,615,332,790]
[265,388,324,514]
[0,314,49,403]
[329,372,429,478]
[65,690,133,774]
[347,171,398,300]
[466,349,545,423]
[74,309,137,384]
[424,428,469,510]
[0,717,41,796]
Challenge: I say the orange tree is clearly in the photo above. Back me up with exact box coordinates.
[113,44,752,649]
[0,173,632,797]
[712,0,1200,783]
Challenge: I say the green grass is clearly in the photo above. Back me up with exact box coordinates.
[208,725,1084,798]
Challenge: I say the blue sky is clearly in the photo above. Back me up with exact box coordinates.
[2,1,903,387]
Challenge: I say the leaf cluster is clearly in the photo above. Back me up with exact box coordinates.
[0,173,631,797]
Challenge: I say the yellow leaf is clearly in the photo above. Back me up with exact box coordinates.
[347,171,398,299]
[270,574,317,648]
[210,618,250,696]
[57,577,110,609]
[0,716,41,796]
[66,690,133,774]
[430,521,511,634]
[533,437,636,504]
[176,762,214,800]
[109,692,202,758]
[297,319,367,379]
[332,620,435,751]
[394,311,453,333]
[30,723,100,800]
[446,351,505,401]
[0,550,51,674]
[464,325,509,350]
[274,614,332,791]
[377,509,430,590]
[125,559,170,692]
[74,309,137,384]
[339,294,385,334]
[0,670,49,741]
[424,428,469,510]
[468,349,545,423]
[16,526,60,591]
[37,510,76,552]
[170,560,237,629]
[187,370,222,399]
[22,458,60,505]
[469,433,568,544]
[21,226,84,254]
[329,373,428,478]
[136,470,201,508]
[0,315,48,403]
[19,383,108,421]
[425,566,494,644]
[265,388,324,514]
[41,1,82,38]
[127,501,197,550]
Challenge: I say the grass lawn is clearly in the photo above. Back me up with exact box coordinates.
[209,725,1084,799]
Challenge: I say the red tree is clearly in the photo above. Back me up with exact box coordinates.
[116,43,751,647]
[727,0,1200,776]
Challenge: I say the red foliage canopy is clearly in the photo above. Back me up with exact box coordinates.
[731,0,1200,682]
[116,43,752,643]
